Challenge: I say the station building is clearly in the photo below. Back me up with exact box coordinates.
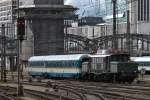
[65,0,150,55]
[0,0,17,71]
[0,0,16,38]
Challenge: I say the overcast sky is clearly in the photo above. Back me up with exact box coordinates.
[64,0,106,17]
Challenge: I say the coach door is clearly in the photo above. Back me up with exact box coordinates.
[43,61,47,74]
[81,58,91,73]
[82,62,89,73]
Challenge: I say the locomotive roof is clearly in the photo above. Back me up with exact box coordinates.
[131,57,150,62]
[28,54,90,61]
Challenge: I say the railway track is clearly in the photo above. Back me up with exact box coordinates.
[4,76,150,100]
[23,81,105,100]
[25,89,78,100]
[58,86,106,100]
[34,80,107,100]
[1,79,106,100]
[58,83,150,100]
[0,93,15,100]
[0,85,81,100]
[34,79,150,100]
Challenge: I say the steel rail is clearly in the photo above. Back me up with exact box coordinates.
[0,93,15,100]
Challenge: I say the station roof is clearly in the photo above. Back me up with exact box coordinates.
[29,54,89,62]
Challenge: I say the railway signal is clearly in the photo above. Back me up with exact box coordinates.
[17,17,25,40]
[16,0,24,96]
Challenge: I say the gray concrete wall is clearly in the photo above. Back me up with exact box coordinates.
[21,0,66,60]
[21,20,34,60]
[22,17,65,59]
[32,18,64,56]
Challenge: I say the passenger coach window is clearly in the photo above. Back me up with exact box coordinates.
[54,62,57,67]
[30,61,44,66]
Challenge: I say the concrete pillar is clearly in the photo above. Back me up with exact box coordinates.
[32,18,64,56]
[19,0,75,60]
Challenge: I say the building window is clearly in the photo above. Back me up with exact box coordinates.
[141,0,143,20]
[147,0,149,21]
[144,0,146,20]
[138,0,149,21]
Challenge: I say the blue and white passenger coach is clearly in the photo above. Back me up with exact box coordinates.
[27,54,91,78]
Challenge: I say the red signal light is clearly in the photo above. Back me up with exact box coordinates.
[17,17,25,40]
